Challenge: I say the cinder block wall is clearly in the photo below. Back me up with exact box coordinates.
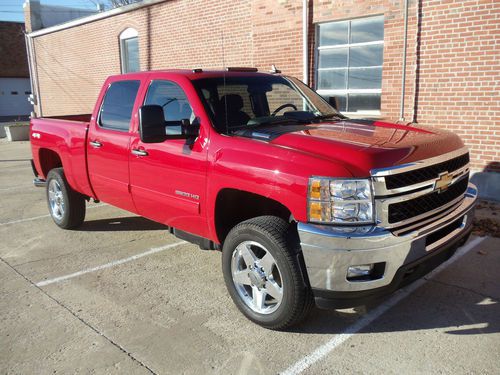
[29,0,499,171]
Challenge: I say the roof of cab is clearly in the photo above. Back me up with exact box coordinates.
[111,69,278,81]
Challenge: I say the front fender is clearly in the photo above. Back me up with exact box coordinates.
[205,136,353,241]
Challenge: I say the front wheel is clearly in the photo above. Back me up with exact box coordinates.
[46,168,86,229]
[222,216,313,330]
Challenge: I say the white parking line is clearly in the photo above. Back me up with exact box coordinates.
[0,185,32,191]
[35,241,187,287]
[281,236,486,375]
[0,204,106,226]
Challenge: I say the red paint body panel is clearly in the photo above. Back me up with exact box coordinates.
[30,118,94,197]
[128,73,211,237]
[30,70,466,244]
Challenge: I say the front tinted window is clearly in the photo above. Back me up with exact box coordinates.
[145,80,193,121]
[144,80,194,135]
[99,80,140,131]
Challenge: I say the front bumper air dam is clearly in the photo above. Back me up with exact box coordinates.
[298,183,478,309]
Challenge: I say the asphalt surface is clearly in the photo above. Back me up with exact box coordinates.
[1,139,499,374]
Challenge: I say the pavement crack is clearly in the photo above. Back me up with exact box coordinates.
[12,252,77,267]
[424,277,497,300]
[0,256,158,375]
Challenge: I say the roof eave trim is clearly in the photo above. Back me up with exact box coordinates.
[27,0,167,38]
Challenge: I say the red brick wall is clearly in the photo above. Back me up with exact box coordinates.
[0,22,29,78]
[309,0,499,172]
[32,0,254,116]
[413,0,500,172]
[30,0,499,171]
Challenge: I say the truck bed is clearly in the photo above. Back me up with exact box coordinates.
[30,115,94,198]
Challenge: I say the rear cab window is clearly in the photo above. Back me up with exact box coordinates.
[99,80,141,131]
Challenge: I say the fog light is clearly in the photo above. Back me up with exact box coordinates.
[347,262,386,282]
[347,264,374,280]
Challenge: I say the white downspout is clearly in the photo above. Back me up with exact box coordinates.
[302,0,309,85]
[24,33,41,118]
[399,0,410,122]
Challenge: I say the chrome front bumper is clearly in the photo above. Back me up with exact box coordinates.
[298,184,478,296]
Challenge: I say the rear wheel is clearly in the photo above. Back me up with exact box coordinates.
[46,168,86,229]
[222,216,313,330]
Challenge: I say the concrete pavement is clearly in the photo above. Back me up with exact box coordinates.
[1,140,499,374]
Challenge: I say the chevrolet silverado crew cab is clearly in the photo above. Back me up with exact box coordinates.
[30,68,477,329]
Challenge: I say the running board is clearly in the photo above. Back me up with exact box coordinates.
[33,177,46,187]
[170,227,219,251]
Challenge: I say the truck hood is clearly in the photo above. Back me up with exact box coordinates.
[235,119,465,176]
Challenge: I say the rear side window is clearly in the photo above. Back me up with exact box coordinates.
[99,80,140,131]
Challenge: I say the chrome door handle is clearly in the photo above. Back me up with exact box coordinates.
[131,148,148,157]
[89,140,102,148]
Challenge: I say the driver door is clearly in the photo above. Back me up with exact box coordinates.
[129,78,209,237]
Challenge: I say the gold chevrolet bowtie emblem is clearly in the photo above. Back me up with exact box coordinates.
[434,171,453,193]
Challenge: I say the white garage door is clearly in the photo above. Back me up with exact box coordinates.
[0,78,33,121]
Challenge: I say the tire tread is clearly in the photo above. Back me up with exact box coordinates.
[224,215,313,330]
[46,168,86,229]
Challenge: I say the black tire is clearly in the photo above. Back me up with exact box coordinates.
[46,168,86,229]
[222,216,313,330]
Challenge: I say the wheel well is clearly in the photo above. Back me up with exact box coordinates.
[39,148,62,177]
[214,189,292,244]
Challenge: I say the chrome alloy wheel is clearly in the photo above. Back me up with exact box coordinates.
[48,179,65,221]
[231,241,284,314]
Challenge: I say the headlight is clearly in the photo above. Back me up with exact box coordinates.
[308,177,374,224]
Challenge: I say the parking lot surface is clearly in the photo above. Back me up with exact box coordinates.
[1,140,499,374]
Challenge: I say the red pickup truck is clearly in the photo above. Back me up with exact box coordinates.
[30,69,477,329]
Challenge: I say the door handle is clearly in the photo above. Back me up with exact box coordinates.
[131,148,149,157]
[89,140,102,148]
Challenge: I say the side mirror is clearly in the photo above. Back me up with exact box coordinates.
[139,105,200,143]
[182,118,200,137]
[138,105,168,143]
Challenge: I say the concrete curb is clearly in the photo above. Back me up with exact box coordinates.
[471,171,500,202]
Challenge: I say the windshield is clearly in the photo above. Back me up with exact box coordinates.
[192,75,340,133]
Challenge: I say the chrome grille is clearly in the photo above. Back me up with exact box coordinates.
[385,153,469,190]
[371,147,470,228]
[388,175,468,223]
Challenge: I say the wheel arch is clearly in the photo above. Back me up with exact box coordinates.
[38,148,63,178]
[214,188,292,245]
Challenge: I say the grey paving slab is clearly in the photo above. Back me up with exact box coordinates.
[0,205,177,284]
[0,260,150,375]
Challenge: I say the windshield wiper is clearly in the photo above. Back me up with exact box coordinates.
[227,117,307,132]
[314,113,347,120]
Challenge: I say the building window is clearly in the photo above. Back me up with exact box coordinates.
[119,28,140,73]
[316,15,384,114]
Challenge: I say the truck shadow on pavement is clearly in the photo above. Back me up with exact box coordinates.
[79,216,167,232]
[290,284,499,335]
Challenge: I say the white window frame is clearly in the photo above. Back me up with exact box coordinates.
[315,16,384,116]
[119,28,139,73]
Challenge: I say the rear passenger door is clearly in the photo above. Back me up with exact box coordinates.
[87,79,142,212]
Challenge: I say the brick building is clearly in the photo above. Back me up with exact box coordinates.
[25,0,499,172]
[0,21,32,121]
